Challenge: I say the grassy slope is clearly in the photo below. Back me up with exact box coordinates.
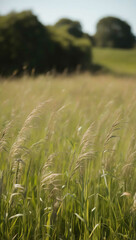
[0,74,136,239]
[93,47,136,76]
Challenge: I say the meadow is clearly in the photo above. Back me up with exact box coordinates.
[0,71,136,240]
[93,48,136,76]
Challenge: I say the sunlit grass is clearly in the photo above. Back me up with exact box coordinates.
[93,48,136,76]
[0,73,136,239]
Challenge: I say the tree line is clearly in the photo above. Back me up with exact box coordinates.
[0,11,135,75]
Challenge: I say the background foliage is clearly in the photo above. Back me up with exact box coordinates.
[0,11,92,75]
[94,17,135,48]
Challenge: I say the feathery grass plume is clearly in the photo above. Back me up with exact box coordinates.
[42,153,57,172]
[41,172,61,195]
[0,120,14,153]
[0,121,15,188]
[9,183,25,206]
[104,119,120,147]
[102,116,121,170]
[41,153,61,197]
[9,100,52,182]
[41,152,62,222]
[80,122,95,153]
[71,123,95,177]
[30,138,46,168]
[45,110,59,146]
[45,104,68,142]
[30,139,45,152]
[122,135,136,179]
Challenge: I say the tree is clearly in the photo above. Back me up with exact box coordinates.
[47,25,92,71]
[0,12,92,75]
[95,17,135,49]
[55,18,83,38]
[0,11,51,74]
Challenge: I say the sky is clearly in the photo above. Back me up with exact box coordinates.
[0,0,136,35]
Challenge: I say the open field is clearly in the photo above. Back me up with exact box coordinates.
[0,74,136,239]
[93,48,136,76]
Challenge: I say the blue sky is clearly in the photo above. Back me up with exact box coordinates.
[1,0,136,35]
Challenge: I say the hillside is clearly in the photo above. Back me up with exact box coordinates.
[93,47,136,76]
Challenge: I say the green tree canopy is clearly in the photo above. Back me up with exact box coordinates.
[0,12,92,75]
[95,17,135,49]
[55,18,83,38]
[0,11,51,74]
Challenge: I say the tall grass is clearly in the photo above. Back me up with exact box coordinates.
[0,74,136,239]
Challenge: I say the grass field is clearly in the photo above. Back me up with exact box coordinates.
[0,73,136,239]
[93,48,136,76]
